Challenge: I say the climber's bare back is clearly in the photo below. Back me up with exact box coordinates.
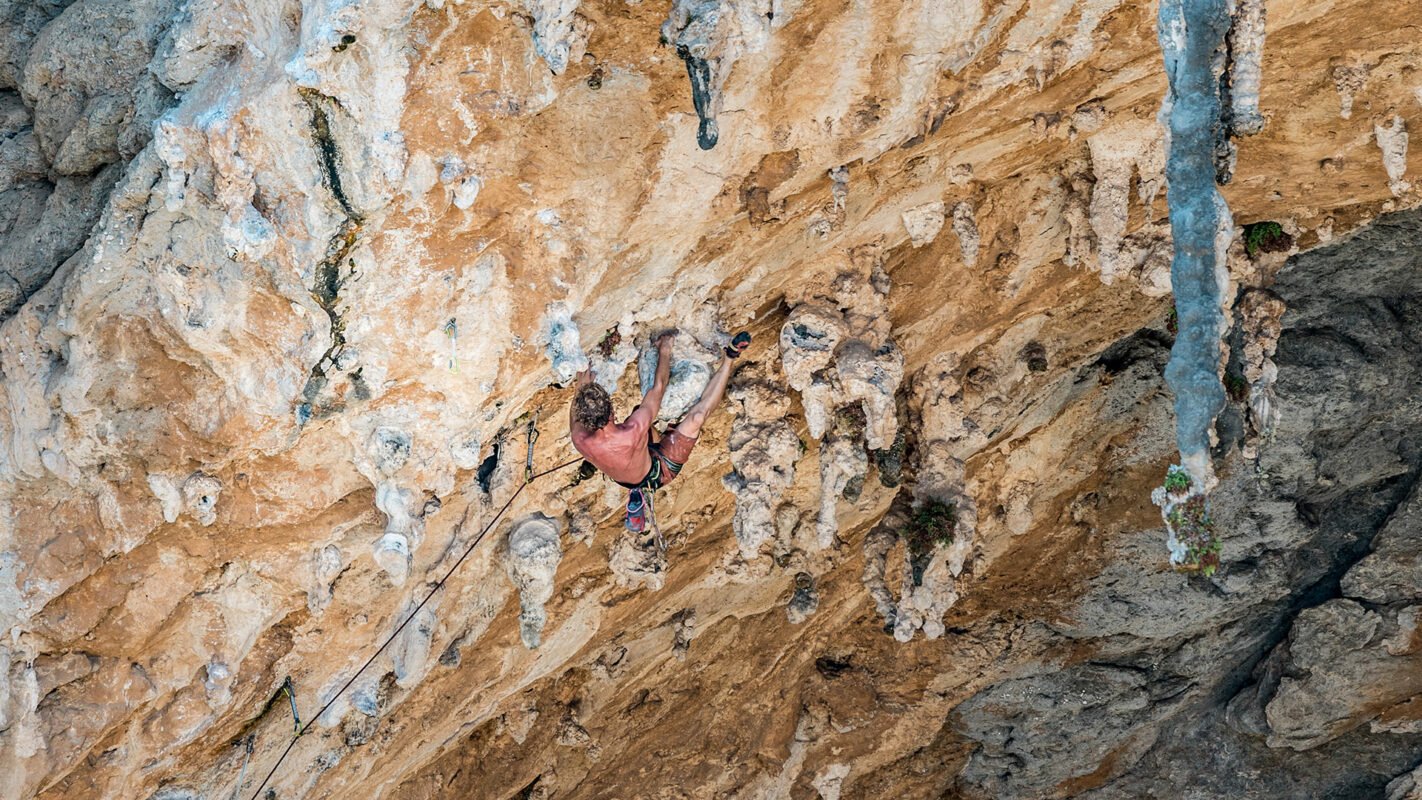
[570,404,655,486]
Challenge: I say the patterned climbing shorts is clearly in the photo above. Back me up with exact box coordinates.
[620,430,697,491]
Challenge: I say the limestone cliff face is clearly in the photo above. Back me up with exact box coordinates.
[1,1,1421,798]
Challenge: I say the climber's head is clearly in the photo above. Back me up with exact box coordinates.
[573,382,613,431]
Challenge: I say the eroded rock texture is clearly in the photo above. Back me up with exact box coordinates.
[2,1,1421,799]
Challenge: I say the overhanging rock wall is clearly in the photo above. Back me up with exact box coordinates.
[1,1,1421,798]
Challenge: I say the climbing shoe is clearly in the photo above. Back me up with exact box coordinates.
[625,489,647,533]
[724,331,751,359]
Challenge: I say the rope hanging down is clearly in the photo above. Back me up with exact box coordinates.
[245,452,581,800]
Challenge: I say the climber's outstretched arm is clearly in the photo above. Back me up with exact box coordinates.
[638,333,674,422]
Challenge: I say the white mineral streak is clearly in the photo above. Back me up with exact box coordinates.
[724,369,801,560]
[779,254,903,451]
[816,434,866,549]
[951,201,981,266]
[525,0,590,75]
[1228,0,1266,135]
[1087,120,1166,285]
[1376,115,1411,197]
[505,514,564,648]
[1333,62,1369,119]
[901,201,945,247]
[1238,289,1286,459]
[545,302,590,387]
[813,763,851,800]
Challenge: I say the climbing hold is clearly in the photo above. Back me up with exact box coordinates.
[638,344,714,423]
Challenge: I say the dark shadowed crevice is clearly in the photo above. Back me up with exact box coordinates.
[296,89,364,420]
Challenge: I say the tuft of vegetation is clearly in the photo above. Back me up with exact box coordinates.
[905,500,957,556]
[1168,495,1221,576]
[596,328,621,357]
[1243,221,1292,258]
[1165,307,1178,336]
[1163,465,1192,494]
[1224,369,1249,403]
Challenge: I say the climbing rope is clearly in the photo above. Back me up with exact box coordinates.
[245,452,582,800]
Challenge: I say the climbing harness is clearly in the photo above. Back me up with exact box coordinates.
[524,419,539,482]
[280,676,302,736]
[244,453,581,800]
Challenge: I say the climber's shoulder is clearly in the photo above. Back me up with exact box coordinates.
[622,404,653,434]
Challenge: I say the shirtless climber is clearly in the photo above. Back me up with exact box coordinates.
[569,330,751,534]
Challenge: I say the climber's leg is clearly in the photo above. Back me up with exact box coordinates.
[670,333,749,441]
[671,356,731,441]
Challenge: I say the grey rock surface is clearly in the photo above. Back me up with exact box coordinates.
[954,209,1422,799]
[0,0,176,319]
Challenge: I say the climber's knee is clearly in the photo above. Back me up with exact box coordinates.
[675,409,709,439]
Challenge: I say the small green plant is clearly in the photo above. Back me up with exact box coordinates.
[1243,221,1292,258]
[1224,369,1249,403]
[1163,465,1192,494]
[1168,495,1220,576]
[1165,308,1178,336]
[905,500,957,556]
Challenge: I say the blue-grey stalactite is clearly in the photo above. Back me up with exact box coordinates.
[681,48,719,150]
[1158,0,1234,489]
[661,0,724,150]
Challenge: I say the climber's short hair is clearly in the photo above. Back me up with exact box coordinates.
[573,382,613,431]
